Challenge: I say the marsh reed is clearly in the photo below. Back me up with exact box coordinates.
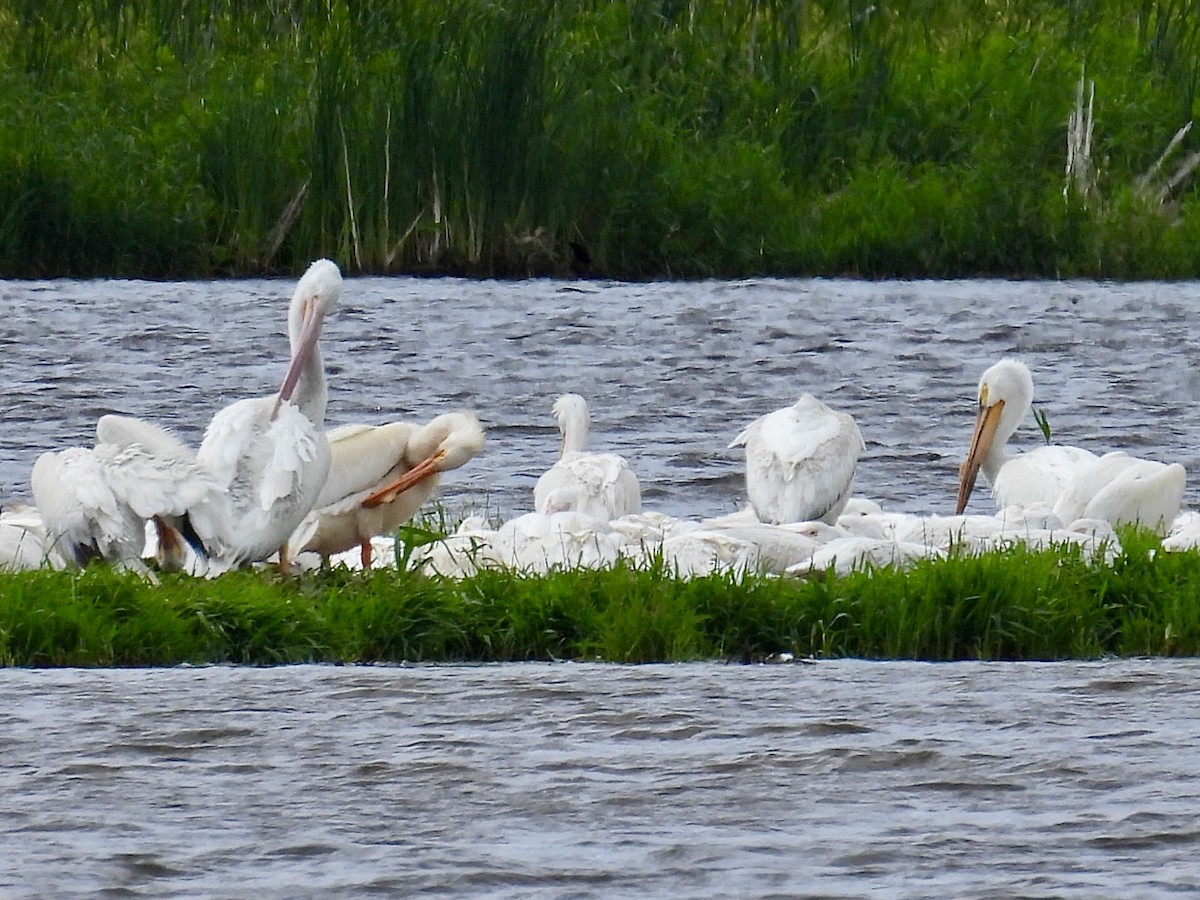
[3,0,1200,278]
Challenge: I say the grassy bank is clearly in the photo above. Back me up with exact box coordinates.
[2,529,1198,666]
[3,1,1200,279]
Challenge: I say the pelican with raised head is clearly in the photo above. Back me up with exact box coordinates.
[196,258,342,570]
[956,358,1185,534]
[533,393,640,521]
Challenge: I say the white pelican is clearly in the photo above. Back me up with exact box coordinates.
[533,394,641,521]
[31,419,224,576]
[290,410,486,567]
[729,394,864,525]
[196,258,342,569]
[955,358,1096,513]
[0,503,56,571]
[955,358,1185,534]
[93,414,231,570]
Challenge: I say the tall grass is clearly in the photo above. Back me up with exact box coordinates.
[3,531,1200,666]
[3,0,1200,278]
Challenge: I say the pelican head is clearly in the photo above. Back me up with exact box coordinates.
[361,411,486,509]
[274,259,343,417]
[552,393,590,455]
[955,358,1035,514]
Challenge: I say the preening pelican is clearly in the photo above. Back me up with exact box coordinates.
[196,258,341,569]
[94,414,231,570]
[291,411,486,567]
[729,394,864,525]
[533,394,641,521]
[31,417,226,575]
[956,358,1185,534]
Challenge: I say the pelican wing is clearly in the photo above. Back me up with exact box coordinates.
[316,421,416,508]
[258,402,328,512]
[731,395,864,525]
[992,444,1098,509]
[1053,451,1185,534]
[32,449,143,566]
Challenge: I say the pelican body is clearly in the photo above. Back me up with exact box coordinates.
[533,394,641,521]
[729,394,864,525]
[956,358,1185,534]
[196,258,342,568]
[292,411,486,566]
[31,416,226,574]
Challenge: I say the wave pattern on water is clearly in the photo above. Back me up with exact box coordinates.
[3,277,1200,520]
[1,660,1199,897]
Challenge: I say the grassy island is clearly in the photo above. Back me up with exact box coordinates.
[3,1,1200,280]
[2,528,1199,666]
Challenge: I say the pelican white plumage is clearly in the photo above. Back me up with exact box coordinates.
[533,393,641,521]
[955,358,1096,513]
[196,258,342,569]
[0,503,56,571]
[955,358,1185,534]
[31,417,225,575]
[729,394,865,525]
[291,410,486,567]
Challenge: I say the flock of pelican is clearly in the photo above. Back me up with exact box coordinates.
[0,264,1195,580]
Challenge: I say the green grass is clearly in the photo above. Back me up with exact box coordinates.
[3,528,1199,666]
[5,1,1200,278]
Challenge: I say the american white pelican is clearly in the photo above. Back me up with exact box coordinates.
[31,421,223,576]
[955,358,1185,534]
[291,410,486,567]
[0,503,56,571]
[196,258,342,569]
[955,358,1096,513]
[93,414,231,571]
[729,394,864,525]
[533,394,641,521]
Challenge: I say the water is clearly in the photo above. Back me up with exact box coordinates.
[2,659,1198,897]
[3,276,1200,520]
[4,277,1200,894]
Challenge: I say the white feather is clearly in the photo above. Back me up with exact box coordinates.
[730,394,864,525]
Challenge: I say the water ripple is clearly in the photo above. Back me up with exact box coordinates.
[4,277,1200,518]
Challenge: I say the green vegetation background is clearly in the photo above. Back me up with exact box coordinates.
[4,0,1200,280]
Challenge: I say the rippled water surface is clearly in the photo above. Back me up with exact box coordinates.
[3,277,1200,518]
[3,660,1199,897]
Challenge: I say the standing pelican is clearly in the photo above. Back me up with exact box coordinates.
[290,411,486,567]
[533,394,641,521]
[956,358,1185,534]
[196,258,342,569]
[729,394,864,525]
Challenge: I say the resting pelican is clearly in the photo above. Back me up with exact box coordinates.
[729,394,864,525]
[0,503,56,571]
[31,418,225,575]
[196,258,341,569]
[956,358,1185,534]
[290,411,486,567]
[533,394,641,521]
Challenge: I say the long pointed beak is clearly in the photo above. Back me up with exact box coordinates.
[362,450,447,509]
[955,399,1005,514]
[271,297,325,419]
